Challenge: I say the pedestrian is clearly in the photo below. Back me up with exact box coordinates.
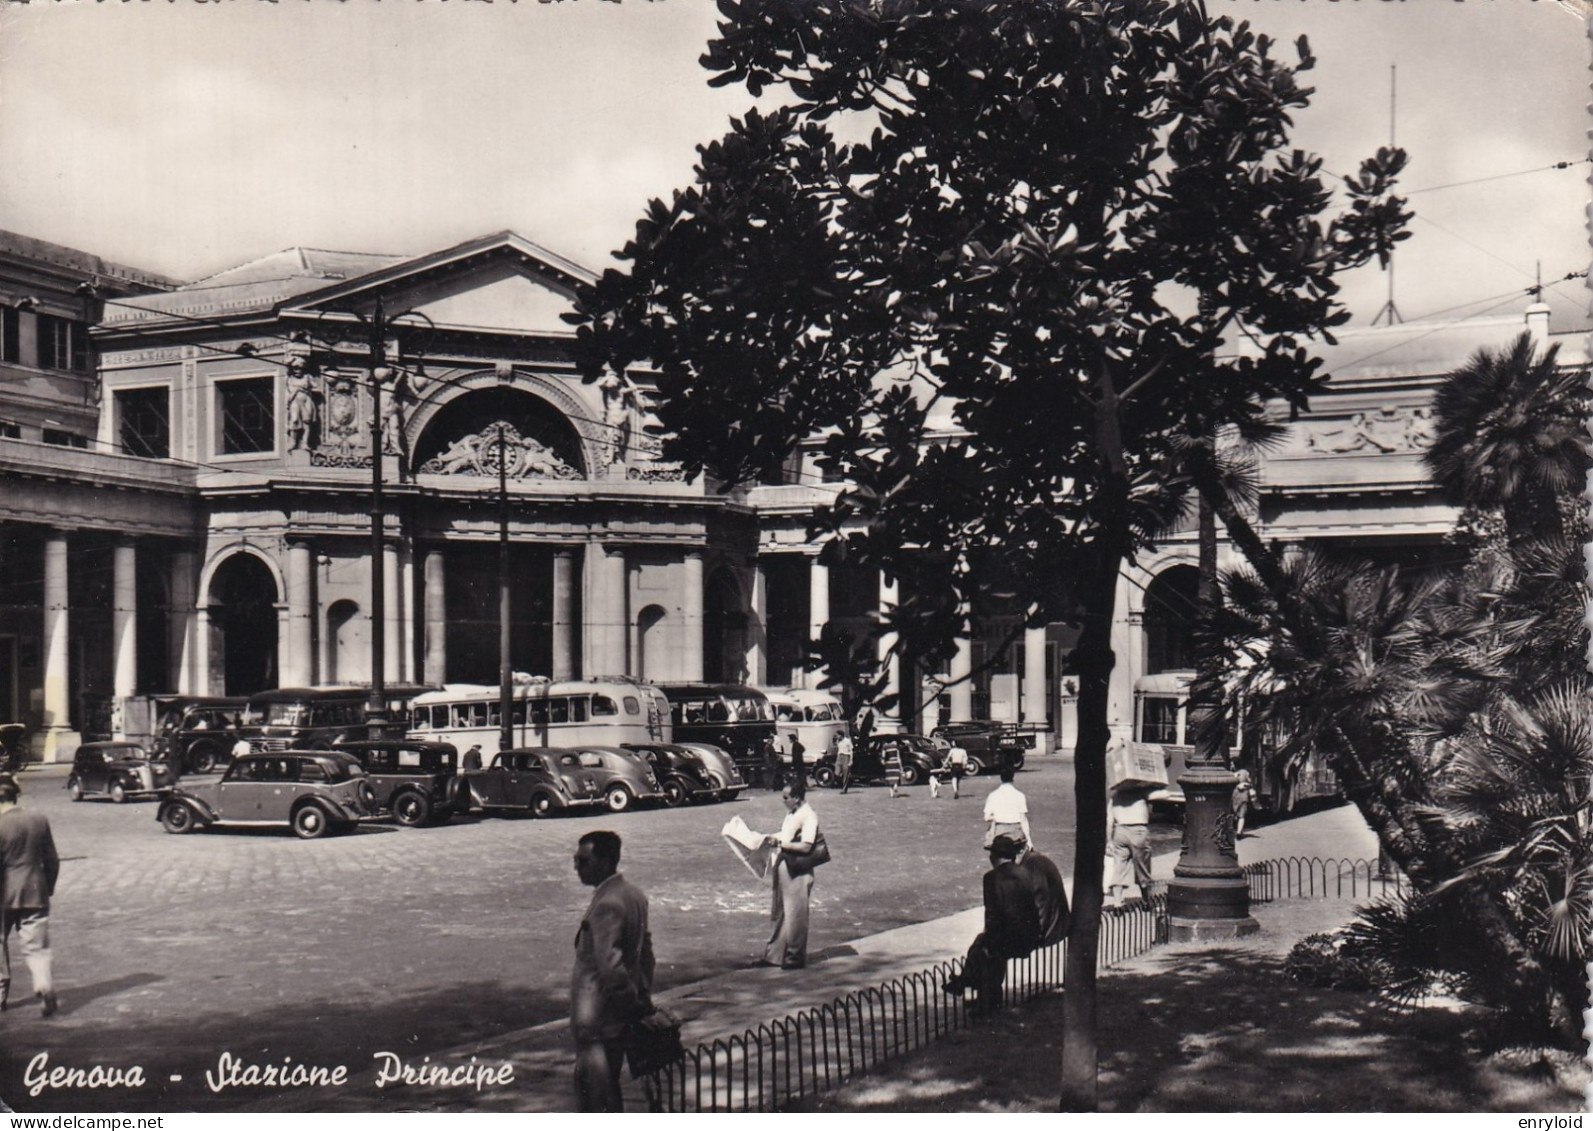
[1106,781,1157,907]
[0,774,60,1016]
[462,744,484,772]
[231,733,252,763]
[762,784,821,969]
[982,764,1031,852]
[947,740,970,800]
[834,733,853,794]
[766,733,786,791]
[788,734,806,788]
[941,833,1039,1015]
[570,830,655,1112]
[1232,767,1256,838]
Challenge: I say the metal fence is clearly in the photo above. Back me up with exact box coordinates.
[644,857,1396,1112]
[1243,855,1407,903]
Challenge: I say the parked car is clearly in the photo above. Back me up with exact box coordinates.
[334,739,466,826]
[622,743,724,807]
[157,750,378,839]
[459,748,602,817]
[813,733,941,788]
[1,723,29,773]
[661,741,747,802]
[148,696,249,774]
[68,742,176,803]
[930,722,1032,773]
[562,746,665,812]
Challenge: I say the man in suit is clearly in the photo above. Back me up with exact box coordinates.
[942,833,1040,1014]
[570,830,655,1111]
[0,774,59,1016]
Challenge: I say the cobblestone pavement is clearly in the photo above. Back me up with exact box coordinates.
[0,756,1178,1112]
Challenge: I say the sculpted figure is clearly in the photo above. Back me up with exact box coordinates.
[284,358,320,452]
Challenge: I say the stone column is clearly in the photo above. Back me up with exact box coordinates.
[193,606,213,697]
[807,555,829,690]
[284,541,314,688]
[383,543,402,685]
[681,550,705,682]
[423,548,447,686]
[112,540,138,737]
[585,541,627,677]
[552,550,576,680]
[744,559,767,687]
[41,532,77,762]
[400,548,416,685]
[948,632,974,722]
[877,571,900,730]
[167,549,197,694]
[1022,626,1048,726]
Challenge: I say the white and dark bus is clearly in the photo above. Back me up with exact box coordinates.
[407,679,671,760]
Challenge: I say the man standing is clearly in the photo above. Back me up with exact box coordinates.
[462,744,484,772]
[1107,782,1157,907]
[982,764,1031,851]
[570,830,655,1111]
[946,740,970,800]
[834,733,854,794]
[0,775,59,1016]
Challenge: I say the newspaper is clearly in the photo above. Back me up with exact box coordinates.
[721,815,778,880]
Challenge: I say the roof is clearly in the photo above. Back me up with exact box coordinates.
[0,228,178,290]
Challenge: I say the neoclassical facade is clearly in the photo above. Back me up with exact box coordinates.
[0,226,1581,760]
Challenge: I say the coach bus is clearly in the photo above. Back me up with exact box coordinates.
[764,688,850,760]
[407,678,671,760]
[240,684,432,753]
[655,683,777,778]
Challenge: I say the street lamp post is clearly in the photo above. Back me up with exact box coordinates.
[494,378,514,754]
[366,299,390,738]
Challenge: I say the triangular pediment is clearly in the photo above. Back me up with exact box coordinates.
[280,232,595,337]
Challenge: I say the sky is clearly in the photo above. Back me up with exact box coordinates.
[0,0,1587,331]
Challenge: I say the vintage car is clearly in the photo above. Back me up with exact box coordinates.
[157,750,378,839]
[813,733,941,789]
[560,746,665,812]
[659,741,746,802]
[459,748,603,817]
[621,742,725,807]
[67,742,177,803]
[148,696,249,773]
[930,722,1033,774]
[333,739,466,826]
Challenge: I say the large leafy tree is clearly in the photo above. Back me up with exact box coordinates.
[573,0,1406,1108]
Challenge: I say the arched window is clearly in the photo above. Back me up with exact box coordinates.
[1143,566,1198,674]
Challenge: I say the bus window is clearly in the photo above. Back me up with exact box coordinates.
[570,697,589,723]
[708,700,730,722]
[511,702,526,726]
[622,696,639,715]
[592,695,618,717]
[487,702,502,728]
[548,698,569,724]
[1140,697,1180,744]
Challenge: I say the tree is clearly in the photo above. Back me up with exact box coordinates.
[572,0,1407,1108]
[1224,333,1591,1045]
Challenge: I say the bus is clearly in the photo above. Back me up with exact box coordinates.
[655,683,776,780]
[764,688,851,760]
[240,685,432,753]
[1132,670,1338,815]
[407,679,671,760]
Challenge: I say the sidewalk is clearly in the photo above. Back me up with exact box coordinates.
[246,802,1386,1113]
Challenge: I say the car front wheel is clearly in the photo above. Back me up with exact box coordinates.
[292,804,331,839]
[965,756,985,776]
[662,780,688,808]
[899,764,921,787]
[529,791,556,818]
[67,777,84,802]
[604,785,633,813]
[160,802,198,834]
[391,791,432,827]
[812,765,837,788]
[191,747,218,774]
[109,781,128,804]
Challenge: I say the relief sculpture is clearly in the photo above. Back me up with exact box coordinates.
[418,422,581,480]
[1303,404,1434,455]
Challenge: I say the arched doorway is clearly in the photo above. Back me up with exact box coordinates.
[209,554,278,695]
[326,599,362,686]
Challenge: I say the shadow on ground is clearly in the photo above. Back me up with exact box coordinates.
[794,944,1589,1113]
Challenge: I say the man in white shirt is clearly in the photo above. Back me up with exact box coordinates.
[1107,782,1157,906]
[834,734,854,794]
[982,765,1031,852]
[946,742,970,800]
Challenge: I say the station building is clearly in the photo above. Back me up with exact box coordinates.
[0,226,1581,761]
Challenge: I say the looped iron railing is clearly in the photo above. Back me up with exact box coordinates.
[643,857,1393,1111]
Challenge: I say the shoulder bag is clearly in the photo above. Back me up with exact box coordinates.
[783,828,832,877]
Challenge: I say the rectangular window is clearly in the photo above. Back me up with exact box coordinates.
[0,420,19,439]
[117,387,171,458]
[218,376,275,455]
[0,307,18,363]
[41,428,87,449]
[37,315,89,372]
[1139,697,1181,745]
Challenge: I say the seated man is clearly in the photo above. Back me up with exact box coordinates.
[943,834,1040,1014]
